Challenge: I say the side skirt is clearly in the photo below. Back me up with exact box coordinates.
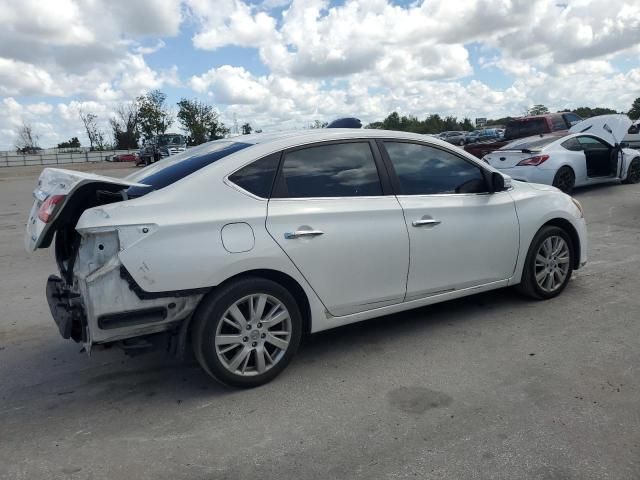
[312,279,510,333]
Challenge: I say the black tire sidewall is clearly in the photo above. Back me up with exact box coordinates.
[553,167,575,194]
[523,226,574,300]
[192,277,302,388]
[624,158,640,184]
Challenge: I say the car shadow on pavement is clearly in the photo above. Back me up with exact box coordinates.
[1,287,527,417]
[296,287,525,364]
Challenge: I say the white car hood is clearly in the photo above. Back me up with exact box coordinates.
[569,114,632,146]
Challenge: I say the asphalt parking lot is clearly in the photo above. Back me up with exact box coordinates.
[1,163,639,480]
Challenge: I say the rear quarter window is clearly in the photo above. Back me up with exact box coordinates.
[228,153,280,198]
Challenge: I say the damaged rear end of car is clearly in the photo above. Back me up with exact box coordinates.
[27,168,205,356]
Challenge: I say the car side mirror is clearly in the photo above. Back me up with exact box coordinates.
[491,172,506,192]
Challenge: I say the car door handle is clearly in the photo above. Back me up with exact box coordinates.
[284,229,325,239]
[412,219,441,227]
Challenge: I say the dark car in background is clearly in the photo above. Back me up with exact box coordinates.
[464,128,503,145]
[437,131,469,146]
[137,133,187,166]
[464,112,582,158]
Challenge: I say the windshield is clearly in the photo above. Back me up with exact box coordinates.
[499,135,563,151]
[126,141,252,197]
[157,135,184,146]
[504,118,547,140]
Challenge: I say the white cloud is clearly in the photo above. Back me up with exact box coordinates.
[1,0,640,149]
[188,0,278,50]
[0,58,62,96]
[0,0,183,99]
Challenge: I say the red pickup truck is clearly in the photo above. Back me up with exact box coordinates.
[464,112,583,159]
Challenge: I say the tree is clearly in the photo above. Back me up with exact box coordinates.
[137,90,173,141]
[460,117,474,131]
[176,98,228,145]
[573,106,619,118]
[486,115,514,125]
[79,110,106,151]
[241,122,253,135]
[110,102,140,149]
[528,104,549,115]
[15,123,40,153]
[57,137,81,149]
[628,97,640,120]
[309,120,328,129]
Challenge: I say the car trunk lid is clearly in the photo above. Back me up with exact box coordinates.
[24,168,147,252]
[484,150,541,169]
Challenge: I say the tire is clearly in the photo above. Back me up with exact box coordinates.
[516,226,575,300]
[623,158,640,184]
[552,167,575,194]
[191,277,302,388]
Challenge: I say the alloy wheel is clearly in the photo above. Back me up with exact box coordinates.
[534,236,571,293]
[214,294,292,376]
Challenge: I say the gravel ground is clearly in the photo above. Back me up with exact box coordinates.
[1,163,639,480]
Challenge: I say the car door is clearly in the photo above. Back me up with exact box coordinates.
[378,140,519,300]
[266,140,409,317]
[577,135,618,179]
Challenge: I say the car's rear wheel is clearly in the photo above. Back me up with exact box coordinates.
[516,225,574,300]
[552,167,575,194]
[623,158,640,184]
[191,277,302,388]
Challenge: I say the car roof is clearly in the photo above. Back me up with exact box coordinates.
[234,128,450,146]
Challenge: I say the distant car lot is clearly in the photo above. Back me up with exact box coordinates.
[1,162,639,479]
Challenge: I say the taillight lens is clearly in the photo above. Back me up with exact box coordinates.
[517,154,549,166]
[38,194,65,223]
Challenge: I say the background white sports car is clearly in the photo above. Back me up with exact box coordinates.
[483,115,640,193]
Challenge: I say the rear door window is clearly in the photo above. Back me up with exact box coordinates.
[383,142,487,195]
[275,142,383,198]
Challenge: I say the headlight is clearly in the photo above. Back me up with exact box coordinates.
[571,197,584,218]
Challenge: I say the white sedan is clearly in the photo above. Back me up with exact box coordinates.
[484,115,640,193]
[25,129,587,387]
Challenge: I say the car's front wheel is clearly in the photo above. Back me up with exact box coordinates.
[623,157,640,184]
[191,277,302,388]
[516,225,574,300]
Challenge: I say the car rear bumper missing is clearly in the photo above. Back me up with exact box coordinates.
[46,275,87,342]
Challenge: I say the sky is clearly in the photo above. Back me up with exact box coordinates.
[1,0,639,149]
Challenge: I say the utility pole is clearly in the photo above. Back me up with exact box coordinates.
[232,113,239,135]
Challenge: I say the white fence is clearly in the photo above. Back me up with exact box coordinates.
[0,149,138,167]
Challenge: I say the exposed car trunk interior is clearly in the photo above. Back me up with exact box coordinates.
[53,187,126,284]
